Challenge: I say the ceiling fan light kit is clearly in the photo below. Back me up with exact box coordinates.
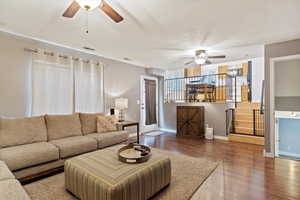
[76,0,101,11]
[194,57,206,65]
[195,50,208,64]
[185,49,226,66]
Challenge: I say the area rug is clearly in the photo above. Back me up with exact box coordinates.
[24,148,218,200]
[145,131,165,137]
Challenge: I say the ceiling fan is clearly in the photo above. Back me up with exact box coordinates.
[185,50,226,66]
[63,0,124,23]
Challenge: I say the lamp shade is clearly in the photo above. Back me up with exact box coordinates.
[115,98,128,110]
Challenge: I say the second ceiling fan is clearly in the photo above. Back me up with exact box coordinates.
[63,0,124,23]
[185,50,226,66]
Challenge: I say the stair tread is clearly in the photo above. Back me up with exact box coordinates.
[229,134,264,145]
[229,133,263,138]
[235,109,258,113]
[234,119,263,122]
[235,126,263,130]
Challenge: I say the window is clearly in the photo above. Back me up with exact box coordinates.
[30,50,103,116]
[74,60,104,113]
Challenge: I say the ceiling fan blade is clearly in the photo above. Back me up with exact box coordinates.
[99,1,124,23]
[63,1,80,18]
[185,60,194,66]
[207,55,226,59]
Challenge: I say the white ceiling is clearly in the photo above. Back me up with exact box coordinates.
[0,0,300,69]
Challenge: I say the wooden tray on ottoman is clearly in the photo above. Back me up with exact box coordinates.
[65,146,171,200]
[118,143,151,164]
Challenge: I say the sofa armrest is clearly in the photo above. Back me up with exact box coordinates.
[0,160,15,181]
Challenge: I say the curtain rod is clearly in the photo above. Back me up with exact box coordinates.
[24,48,100,65]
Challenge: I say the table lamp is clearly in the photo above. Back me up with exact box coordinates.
[115,98,128,122]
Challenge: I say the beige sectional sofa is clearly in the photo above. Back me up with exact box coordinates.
[0,113,130,199]
[0,161,31,199]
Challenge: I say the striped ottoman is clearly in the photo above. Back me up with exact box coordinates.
[65,146,171,200]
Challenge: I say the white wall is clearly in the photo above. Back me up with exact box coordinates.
[0,31,146,121]
[103,59,146,121]
[251,58,265,102]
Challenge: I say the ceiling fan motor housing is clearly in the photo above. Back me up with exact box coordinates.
[195,50,206,56]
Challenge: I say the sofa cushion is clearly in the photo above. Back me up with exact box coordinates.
[0,116,47,148]
[80,113,103,135]
[50,136,97,158]
[96,115,118,133]
[0,161,14,181]
[45,113,82,141]
[0,179,31,200]
[0,142,59,171]
[87,131,129,149]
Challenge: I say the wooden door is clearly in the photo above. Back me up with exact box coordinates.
[177,106,205,138]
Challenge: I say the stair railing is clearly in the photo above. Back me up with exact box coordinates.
[260,80,265,114]
[253,109,264,137]
[164,73,237,104]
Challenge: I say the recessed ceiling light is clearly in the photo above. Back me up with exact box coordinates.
[83,46,95,51]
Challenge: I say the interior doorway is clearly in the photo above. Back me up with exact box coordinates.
[140,76,159,133]
[270,55,300,160]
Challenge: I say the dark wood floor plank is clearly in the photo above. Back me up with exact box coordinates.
[140,133,300,200]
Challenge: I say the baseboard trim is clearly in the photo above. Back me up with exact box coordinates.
[214,135,229,140]
[158,129,229,140]
[159,128,176,133]
[264,150,275,158]
[278,151,300,158]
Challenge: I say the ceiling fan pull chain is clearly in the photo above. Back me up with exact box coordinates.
[85,11,89,34]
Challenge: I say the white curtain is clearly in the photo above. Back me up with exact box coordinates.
[74,59,104,113]
[31,50,73,115]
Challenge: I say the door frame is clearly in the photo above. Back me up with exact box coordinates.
[269,54,300,157]
[140,75,159,133]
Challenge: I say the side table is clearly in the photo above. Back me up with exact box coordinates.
[116,121,140,143]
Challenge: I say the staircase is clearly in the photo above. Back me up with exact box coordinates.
[229,103,265,145]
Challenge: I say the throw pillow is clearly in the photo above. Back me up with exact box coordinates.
[96,115,117,133]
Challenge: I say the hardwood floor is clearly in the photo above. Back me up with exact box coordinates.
[140,133,300,200]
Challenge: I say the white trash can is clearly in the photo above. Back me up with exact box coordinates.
[205,128,214,140]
